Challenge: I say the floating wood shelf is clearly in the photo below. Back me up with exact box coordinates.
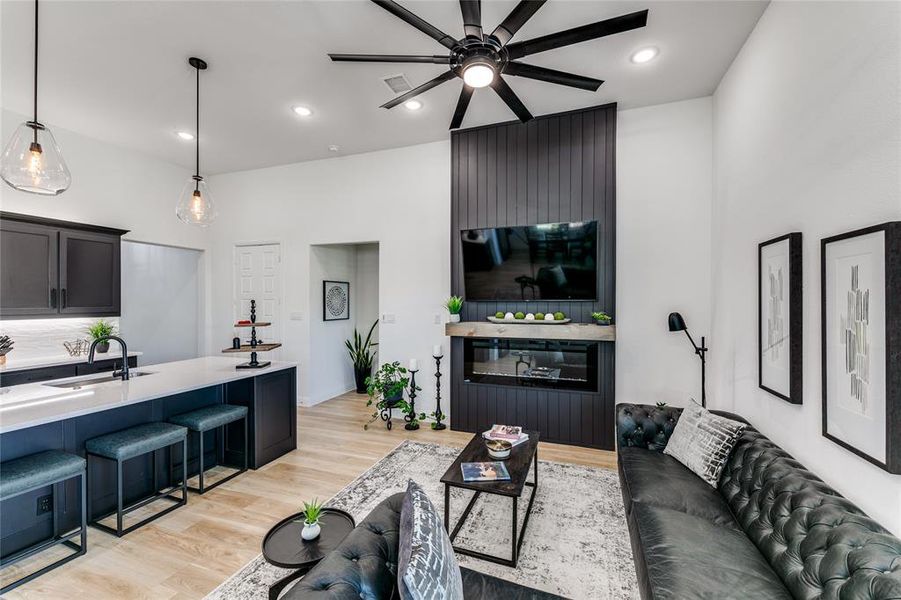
[445,321,615,342]
[233,322,271,328]
[222,343,282,353]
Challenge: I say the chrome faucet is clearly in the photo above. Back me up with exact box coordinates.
[88,336,130,381]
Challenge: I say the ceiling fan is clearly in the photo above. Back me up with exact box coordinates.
[329,0,649,129]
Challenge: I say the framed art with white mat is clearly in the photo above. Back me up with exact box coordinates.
[759,232,803,403]
[821,222,901,473]
[323,280,350,321]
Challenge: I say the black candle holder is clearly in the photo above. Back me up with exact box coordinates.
[405,370,420,431]
[432,355,446,430]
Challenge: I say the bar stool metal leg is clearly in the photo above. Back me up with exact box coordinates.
[116,458,124,536]
[182,439,188,500]
[198,430,205,493]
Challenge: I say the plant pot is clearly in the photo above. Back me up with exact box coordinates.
[95,341,110,353]
[383,389,404,408]
[354,366,370,394]
[301,521,321,541]
[449,314,461,323]
[595,321,611,326]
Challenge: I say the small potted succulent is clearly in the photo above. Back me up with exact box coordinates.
[298,498,323,541]
[445,296,464,322]
[591,311,612,326]
[87,319,116,352]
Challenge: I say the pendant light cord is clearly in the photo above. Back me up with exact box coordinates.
[195,63,200,181]
[32,0,39,141]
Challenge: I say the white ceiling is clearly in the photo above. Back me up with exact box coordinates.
[1,0,767,174]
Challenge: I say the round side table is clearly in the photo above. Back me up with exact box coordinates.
[262,508,355,600]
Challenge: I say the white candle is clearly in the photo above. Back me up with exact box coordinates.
[409,359,418,371]
[433,345,443,358]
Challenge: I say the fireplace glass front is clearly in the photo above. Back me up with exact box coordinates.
[463,338,598,392]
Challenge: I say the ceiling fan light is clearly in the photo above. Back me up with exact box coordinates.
[404,99,423,111]
[463,63,495,88]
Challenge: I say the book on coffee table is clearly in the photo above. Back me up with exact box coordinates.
[487,424,522,440]
[461,461,511,482]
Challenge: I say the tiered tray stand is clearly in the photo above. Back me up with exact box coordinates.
[222,299,281,369]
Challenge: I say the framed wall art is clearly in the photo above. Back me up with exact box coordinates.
[821,221,900,473]
[759,232,803,403]
[323,280,350,321]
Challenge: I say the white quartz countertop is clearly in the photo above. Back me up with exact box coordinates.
[0,356,296,434]
[0,351,143,373]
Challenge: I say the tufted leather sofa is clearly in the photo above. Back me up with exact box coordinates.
[285,492,564,599]
[616,403,901,600]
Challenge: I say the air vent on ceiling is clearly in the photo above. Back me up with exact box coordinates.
[382,74,412,94]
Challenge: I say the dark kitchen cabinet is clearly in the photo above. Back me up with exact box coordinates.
[59,230,121,315]
[225,367,297,469]
[0,212,127,319]
[0,356,137,387]
[0,219,59,317]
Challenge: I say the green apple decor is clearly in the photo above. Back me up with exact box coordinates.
[495,311,505,318]
[514,311,526,320]
[553,311,566,321]
[535,312,545,320]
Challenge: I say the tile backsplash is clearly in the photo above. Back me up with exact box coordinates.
[0,318,121,360]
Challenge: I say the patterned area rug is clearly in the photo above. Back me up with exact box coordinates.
[205,440,638,600]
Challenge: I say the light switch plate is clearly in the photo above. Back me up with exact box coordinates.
[382,313,396,324]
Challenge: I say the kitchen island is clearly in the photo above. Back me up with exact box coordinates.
[0,356,297,559]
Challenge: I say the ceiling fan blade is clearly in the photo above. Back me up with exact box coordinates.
[490,77,532,123]
[329,54,450,64]
[460,0,482,39]
[504,61,602,91]
[371,0,457,50]
[450,85,474,129]
[381,70,457,109]
[490,0,547,46]
[506,9,648,59]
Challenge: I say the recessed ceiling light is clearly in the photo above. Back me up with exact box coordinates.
[328,145,340,153]
[176,131,194,140]
[404,99,422,111]
[630,47,659,64]
[292,105,313,117]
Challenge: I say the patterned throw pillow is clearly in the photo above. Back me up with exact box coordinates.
[397,480,464,600]
[664,403,746,487]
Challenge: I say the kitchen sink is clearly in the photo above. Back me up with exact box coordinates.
[44,371,155,389]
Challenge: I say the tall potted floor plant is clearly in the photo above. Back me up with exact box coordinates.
[345,320,378,394]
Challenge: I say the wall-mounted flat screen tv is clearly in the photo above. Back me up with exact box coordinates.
[460,221,598,301]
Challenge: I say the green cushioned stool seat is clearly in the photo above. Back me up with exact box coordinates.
[0,450,85,500]
[85,422,187,461]
[0,450,87,594]
[169,404,248,432]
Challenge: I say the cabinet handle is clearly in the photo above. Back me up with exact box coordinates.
[50,288,58,309]
[61,288,67,309]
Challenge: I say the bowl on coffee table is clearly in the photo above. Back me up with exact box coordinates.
[485,438,512,459]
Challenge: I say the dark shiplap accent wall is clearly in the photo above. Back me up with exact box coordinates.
[449,103,617,450]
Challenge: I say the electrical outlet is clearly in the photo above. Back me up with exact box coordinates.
[37,494,52,515]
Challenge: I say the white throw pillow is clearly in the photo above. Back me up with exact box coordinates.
[664,403,746,487]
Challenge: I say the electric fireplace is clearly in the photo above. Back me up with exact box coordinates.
[463,338,599,393]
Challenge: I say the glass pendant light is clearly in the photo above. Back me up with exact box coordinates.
[0,0,71,195]
[176,57,217,227]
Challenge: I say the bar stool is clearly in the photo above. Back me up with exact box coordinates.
[169,404,248,494]
[0,450,87,594]
[85,422,188,537]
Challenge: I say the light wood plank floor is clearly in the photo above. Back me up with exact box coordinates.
[3,391,616,599]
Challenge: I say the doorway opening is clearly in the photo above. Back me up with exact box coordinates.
[308,242,379,406]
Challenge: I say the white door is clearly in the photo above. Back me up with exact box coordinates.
[234,244,282,357]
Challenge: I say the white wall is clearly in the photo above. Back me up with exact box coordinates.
[710,1,901,533]
[355,243,380,337]
[309,244,359,404]
[208,141,451,413]
[120,241,202,365]
[616,97,713,407]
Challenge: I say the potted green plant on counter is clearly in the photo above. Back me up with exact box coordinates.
[87,319,116,352]
[591,311,612,326]
[345,319,378,394]
[364,361,413,429]
[297,498,323,541]
[445,296,463,323]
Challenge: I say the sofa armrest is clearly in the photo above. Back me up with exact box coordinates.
[615,403,683,452]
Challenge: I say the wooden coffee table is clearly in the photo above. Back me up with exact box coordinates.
[261,508,355,600]
[440,431,539,568]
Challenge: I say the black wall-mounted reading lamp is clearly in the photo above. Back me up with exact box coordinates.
[668,312,708,408]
